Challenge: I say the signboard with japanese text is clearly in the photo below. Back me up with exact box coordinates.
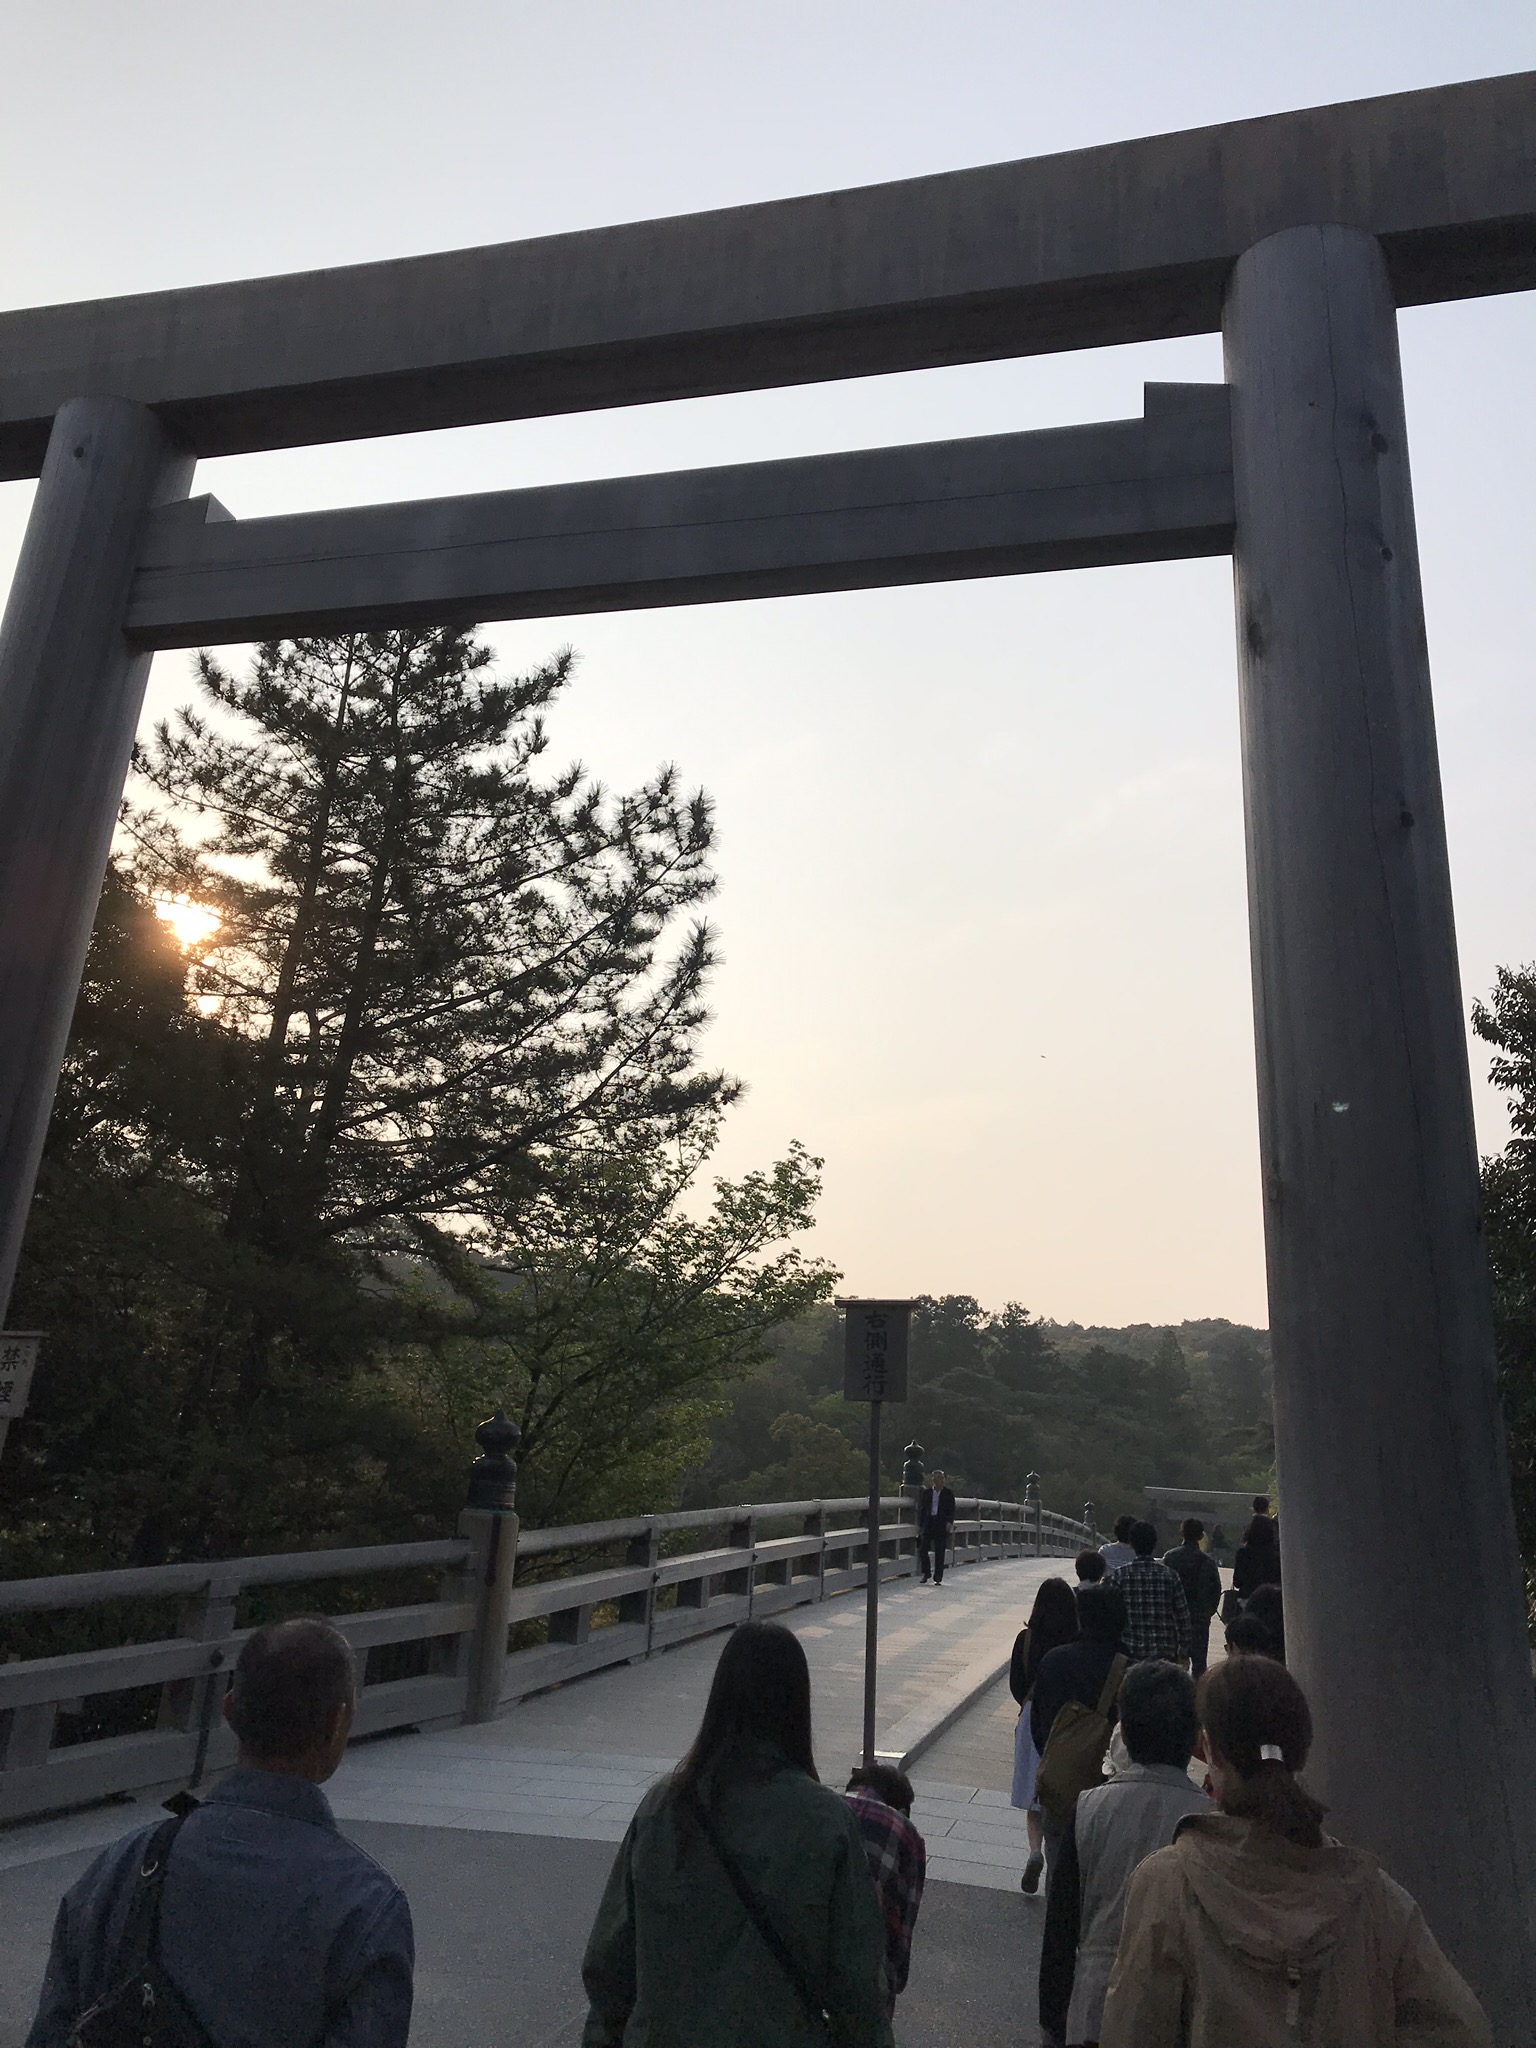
[840,1299,913,1403]
[0,1331,41,1419]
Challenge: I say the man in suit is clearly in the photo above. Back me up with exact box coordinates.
[916,1470,957,1585]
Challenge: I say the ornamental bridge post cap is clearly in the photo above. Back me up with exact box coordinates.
[466,1407,520,1512]
[901,1441,925,1487]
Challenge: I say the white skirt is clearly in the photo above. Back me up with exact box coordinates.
[1011,1705,1039,1810]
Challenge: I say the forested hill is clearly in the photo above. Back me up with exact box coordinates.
[682,1298,1275,1531]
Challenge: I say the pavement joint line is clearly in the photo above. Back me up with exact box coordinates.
[881,1648,1015,1773]
[926,1859,1029,1893]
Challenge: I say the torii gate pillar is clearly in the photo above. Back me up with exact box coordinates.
[0,398,192,1308]
[1226,222,1536,2031]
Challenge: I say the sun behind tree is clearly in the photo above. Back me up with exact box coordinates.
[5,629,834,1568]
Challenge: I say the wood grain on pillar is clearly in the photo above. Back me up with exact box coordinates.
[0,397,192,1321]
[1225,224,1536,2036]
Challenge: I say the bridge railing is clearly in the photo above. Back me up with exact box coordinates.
[0,1488,1091,1824]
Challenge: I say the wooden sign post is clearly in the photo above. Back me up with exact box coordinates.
[839,1298,914,1768]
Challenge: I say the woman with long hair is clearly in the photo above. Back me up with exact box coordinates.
[1010,1576,1080,1893]
[581,1621,892,2046]
[1098,1657,1489,2047]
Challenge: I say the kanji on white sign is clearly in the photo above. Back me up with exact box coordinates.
[0,1332,42,1419]
[840,1300,912,1403]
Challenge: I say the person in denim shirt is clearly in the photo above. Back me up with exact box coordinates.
[28,1617,413,2048]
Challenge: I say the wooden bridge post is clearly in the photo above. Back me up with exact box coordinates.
[155,1566,240,1785]
[1225,222,1536,2034]
[725,1512,755,1611]
[618,1523,660,1658]
[804,1505,827,1600]
[460,1411,521,1725]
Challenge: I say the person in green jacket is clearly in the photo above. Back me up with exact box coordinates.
[581,1621,894,2047]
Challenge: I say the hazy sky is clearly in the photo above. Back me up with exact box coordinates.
[3,3,1534,1326]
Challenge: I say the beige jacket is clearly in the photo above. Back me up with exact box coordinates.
[1098,1813,1491,2048]
[1067,1763,1211,2044]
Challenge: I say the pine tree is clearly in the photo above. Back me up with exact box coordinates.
[129,630,728,1268]
[5,630,833,1565]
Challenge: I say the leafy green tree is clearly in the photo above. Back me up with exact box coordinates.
[390,1136,835,1525]
[676,1304,845,1507]
[1472,964,1536,1614]
[738,1412,868,1503]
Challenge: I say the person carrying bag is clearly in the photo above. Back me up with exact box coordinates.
[1027,1582,1133,1891]
[1011,1578,1080,1894]
[31,1620,413,2048]
[683,1788,832,2039]
[1036,1652,1129,1817]
[66,1813,213,2048]
[581,1622,891,2047]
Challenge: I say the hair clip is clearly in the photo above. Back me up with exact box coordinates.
[1259,1743,1284,1763]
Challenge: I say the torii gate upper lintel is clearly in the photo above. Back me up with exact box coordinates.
[0,69,1534,475]
[1,72,1534,2035]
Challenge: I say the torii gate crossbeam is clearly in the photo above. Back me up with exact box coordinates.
[1,73,1534,2036]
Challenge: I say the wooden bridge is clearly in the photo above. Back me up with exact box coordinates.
[0,1487,1090,1825]
[0,1491,1090,2046]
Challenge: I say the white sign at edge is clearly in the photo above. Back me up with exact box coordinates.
[0,1332,43,1419]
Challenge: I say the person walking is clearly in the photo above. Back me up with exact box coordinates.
[27,1618,413,2048]
[1222,1608,1277,1659]
[1161,1519,1222,1678]
[916,1469,956,1586]
[1232,1510,1282,1602]
[1010,1577,1080,1894]
[1098,1515,1137,1574]
[1240,1583,1285,1661]
[1030,1583,1130,1894]
[1038,1660,1210,2048]
[582,1621,891,2047]
[1074,1549,1107,1586]
[843,1763,926,2023]
[1109,1521,1191,1666]
[1098,1656,1491,2048]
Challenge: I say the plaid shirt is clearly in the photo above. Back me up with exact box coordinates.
[1109,1555,1191,1661]
[844,1790,926,2017]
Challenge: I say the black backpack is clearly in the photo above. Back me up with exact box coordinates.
[69,1814,216,2048]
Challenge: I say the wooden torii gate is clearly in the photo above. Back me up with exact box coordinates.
[2,72,1534,2032]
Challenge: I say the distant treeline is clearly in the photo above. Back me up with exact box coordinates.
[682,1297,1275,1529]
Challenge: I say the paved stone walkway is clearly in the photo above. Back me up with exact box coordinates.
[312,1557,1055,1889]
[916,1673,1020,1795]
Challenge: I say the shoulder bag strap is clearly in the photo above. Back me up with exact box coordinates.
[115,1815,185,1978]
[682,1790,830,2037]
[70,1814,187,2043]
[1094,1653,1129,1720]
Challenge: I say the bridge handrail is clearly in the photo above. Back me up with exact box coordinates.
[0,1539,471,1615]
[0,1488,1092,1825]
